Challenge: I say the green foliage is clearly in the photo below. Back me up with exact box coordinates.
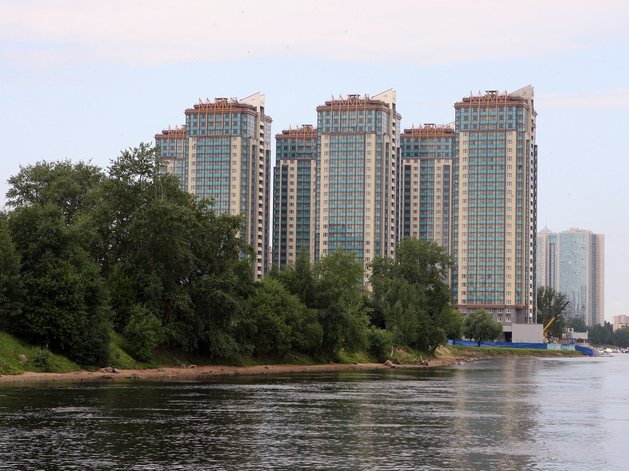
[271,250,316,306]
[462,309,503,347]
[367,326,395,362]
[123,304,164,362]
[31,345,53,372]
[566,316,587,332]
[613,326,629,348]
[589,321,614,346]
[441,308,464,343]
[107,265,138,332]
[313,250,370,358]
[7,203,111,366]
[0,145,465,368]
[239,278,294,356]
[537,286,568,338]
[370,238,454,353]
[0,330,80,375]
[0,217,22,330]
[382,279,428,349]
[5,160,105,225]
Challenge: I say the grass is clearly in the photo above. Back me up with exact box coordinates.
[2,329,587,377]
[0,331,81,375]
[335,350,377,364]
[447,345,584,357]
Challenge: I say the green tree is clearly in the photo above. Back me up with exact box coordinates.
[0,217,22,330]
[367,326,395,362]
[92,143,255,356]
[107,264,138,332]
[5,160,105,225]
[381,279,429,350]
[7,204,111,365]
[537,286,568,339]
[441,308,464,344]
[239,277,309,357]
[613,326,629,349]
[370,238,454,353]
[271,250,316,307]
[313,250,370,358]
[124,304,164,362]
[566,317,588,332]
[463,309,503,347]
[589,321,613,346]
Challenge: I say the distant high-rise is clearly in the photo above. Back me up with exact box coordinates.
[536,227,605,326]
[155,93,272,279]
[452,86,538,326]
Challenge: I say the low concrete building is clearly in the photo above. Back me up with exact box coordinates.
[509,323,544,343]
[613,315,629,332]
[563,328,589,344]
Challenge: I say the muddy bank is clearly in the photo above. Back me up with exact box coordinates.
[0,356,464,384]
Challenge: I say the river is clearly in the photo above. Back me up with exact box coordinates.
[1,354,628,470]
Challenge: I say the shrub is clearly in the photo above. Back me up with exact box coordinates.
[367,326,395,363]
[31,345,53,372]
[124,304,164,362]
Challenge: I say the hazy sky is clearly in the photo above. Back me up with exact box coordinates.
[2,0,628,322]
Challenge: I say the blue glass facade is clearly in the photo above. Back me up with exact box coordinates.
[400,125,454,245]
[273,126,318,268]
[537,228,604,326]
[155,94,272,279]
[453,88,538,324]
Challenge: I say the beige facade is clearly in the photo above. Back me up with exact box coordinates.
[156,93,272,279]
[273,125,318,267]
[613,315,629,331]
[315,90,401,286]
[453,86,538,329]
[400,124,455,247]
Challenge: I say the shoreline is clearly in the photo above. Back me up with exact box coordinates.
[0,349,588,385]
[0,356,463,384]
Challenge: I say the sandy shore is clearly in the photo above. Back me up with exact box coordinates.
[0,357,463,384]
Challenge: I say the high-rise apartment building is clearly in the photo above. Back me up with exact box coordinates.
[399,124,455,246]
[317,90,401,278]
[452,86,538,326]
[273,125,318,268]
[272,90,401,284]
[536,227,605,326]
[155,93,272,279]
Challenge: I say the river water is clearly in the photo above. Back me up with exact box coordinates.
[1,354,628,470]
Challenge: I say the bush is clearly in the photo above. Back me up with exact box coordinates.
[124,304,164,362]
[31,345,53,372]
[368,326,394,363]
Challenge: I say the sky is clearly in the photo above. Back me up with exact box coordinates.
[1,0,628,322]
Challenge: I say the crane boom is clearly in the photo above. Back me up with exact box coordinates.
[543,301,570,334]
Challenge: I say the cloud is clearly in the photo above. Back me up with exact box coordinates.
[2,0,629,69]
[536,89,629,111]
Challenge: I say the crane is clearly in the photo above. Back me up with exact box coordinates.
[543,301,570,336]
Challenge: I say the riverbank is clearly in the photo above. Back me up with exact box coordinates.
[0,346,588,384]
[0,356,463,384]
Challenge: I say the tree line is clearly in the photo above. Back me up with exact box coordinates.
[0,144,493,366]
[536,286,629,347]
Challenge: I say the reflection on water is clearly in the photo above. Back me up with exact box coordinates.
[1,356,628,470]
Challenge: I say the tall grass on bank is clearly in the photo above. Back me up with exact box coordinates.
[0,331,80,375]
[448,345,584,357]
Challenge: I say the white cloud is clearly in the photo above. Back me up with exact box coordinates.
[536,89,629,111]
[2,0,629,68]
